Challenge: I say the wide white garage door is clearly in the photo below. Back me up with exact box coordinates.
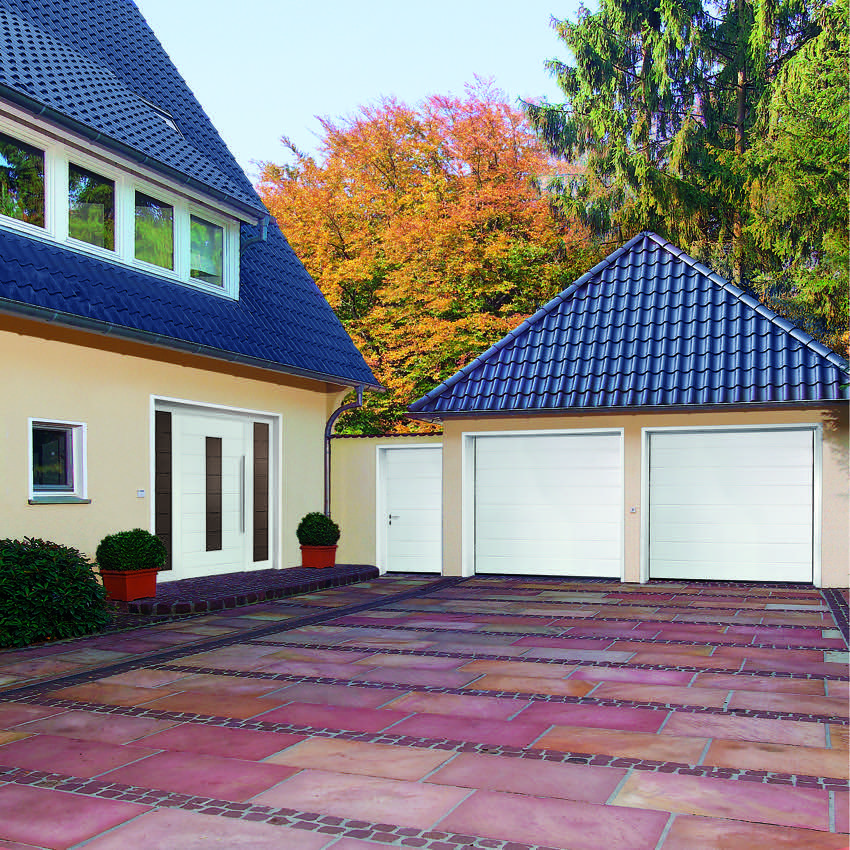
[649,429,814,582]
[475,433,622,576]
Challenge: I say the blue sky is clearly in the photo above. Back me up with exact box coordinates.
[133,0,585,180]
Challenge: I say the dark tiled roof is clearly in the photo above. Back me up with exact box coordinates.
[0,1,261,215]
[0,226,380,387]
[409,232,849,416]
[0,0,379,389]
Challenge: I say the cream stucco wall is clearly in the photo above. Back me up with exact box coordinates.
[1,317,348,571]
[330,433,443,569]
[438,406,848,587]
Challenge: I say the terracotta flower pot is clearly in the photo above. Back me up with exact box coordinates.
[100,568,158,601]
[300,545,337,569]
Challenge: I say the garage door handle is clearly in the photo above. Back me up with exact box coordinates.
[388,514,400,525]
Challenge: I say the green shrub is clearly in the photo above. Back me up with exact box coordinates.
[296,512,340,546]
[0,537,109,648]
[96,528,167,572]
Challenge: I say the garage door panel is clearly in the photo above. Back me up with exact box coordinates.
[475,433,623,577]
[649,429,814,583]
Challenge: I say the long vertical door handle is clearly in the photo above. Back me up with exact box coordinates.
[240,455,246,534]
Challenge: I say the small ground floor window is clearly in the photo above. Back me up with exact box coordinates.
[29,419,88,503]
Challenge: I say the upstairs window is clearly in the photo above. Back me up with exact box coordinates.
[68,163,115,250]
[0,120,241,299]
[0,132,44,228]
[135,191,174,270]
[190,215,223,286]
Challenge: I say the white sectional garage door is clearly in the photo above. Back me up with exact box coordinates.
[648,429,814,582]
[474,433,622,576]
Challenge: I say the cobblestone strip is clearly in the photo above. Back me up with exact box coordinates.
[1,697,845,791]
[0,765,548,850]
[359,609,838,633]
[822,588,849,645]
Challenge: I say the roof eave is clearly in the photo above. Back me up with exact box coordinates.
[0,85,266,224]
[0,298,384,392]
[406,398,848,422]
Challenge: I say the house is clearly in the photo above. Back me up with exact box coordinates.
[0,0,380,580]
[334,232,848,586]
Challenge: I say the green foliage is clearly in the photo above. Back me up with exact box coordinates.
[96,528,167,572]
[0,537,109,648]
[745,0,849,352]
[296,512,341,546]
[0,132,45,227]
[528,0,846,352]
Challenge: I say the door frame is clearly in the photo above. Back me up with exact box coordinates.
[150,395,282,580]
[376,443,442,575]
[640,423,822,586]
[461,428,626,579]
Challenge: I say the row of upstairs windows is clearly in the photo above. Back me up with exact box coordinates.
[0,122,240,298]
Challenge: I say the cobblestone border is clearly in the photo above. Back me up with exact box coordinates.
[822,588,850,645]
[10,688,849,784]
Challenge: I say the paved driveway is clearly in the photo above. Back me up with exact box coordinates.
[0,576,847,849]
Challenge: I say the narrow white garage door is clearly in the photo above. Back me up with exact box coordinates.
[382,446,442,572]
[475,433,622,577]
[649,429,814,582]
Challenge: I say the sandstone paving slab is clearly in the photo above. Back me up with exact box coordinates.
[101,749,298,801]
[727,690,849,717]
[702,738,849,779]
[141,691,286,720]
[464,673,594,698]
[569,665,694,686]
[128,722,304,760]
[0,702,66,728]
[516,700,667,733]
[159,672,289,697]
[269,682,407,709]
[264,737,453,780]
[0,784,149,849]
[350,667,481,688]
[437,788,669,850]
[383,690,530,721]
[251,768,471,830]
[457,658,578,679]
[79,806,330,849]
[257,702,412,734]
[692,672,828,695]
[0,733,158,778]
[830,725,849,750]
[387,713,549,749]
[589,681,729,708]
[97,668,196,688]
[13,709,177,744]
[660,814,850,850]
[613,770,831,831]
[424,750,627,803]
[533,725,709,763]
[661,710,828,747]
[49,681,177,707]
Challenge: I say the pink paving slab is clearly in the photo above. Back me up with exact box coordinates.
[438,788,669,850]
[727,690,849,717]
[661,711,827,747]
[590,681,729,708]
[251,768,470,830]
[702,737,849,779]
[350,667,481,688]
[270,681,408,708]
[101,749,298,801]
[0,702,67,728]
[0,733,158,778]
[0,784,149,850]
[569,665,694,686]
[425,751,626,803]
[383,690,529,720]
[78,806,330,850]
[257,701,412,733]
[660,813,850,850]
[387,713,549,748]
[128,722,304,760]
[516,700,668,733]
[13,709,177,744]
[692,672,827,695]
[614,770,831,830]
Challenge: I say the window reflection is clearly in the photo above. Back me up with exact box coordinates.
[32,427,72,490]
[190,215,223,286]
[69,164,115,250]
[0,132,45,228]
[135,191,174,269]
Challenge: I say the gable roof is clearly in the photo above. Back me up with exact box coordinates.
[0,0,380,390]
[408,232,848,417]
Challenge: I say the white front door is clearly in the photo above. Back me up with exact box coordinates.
[161,405,274,580]
[648,428,815,582]
[474,433,623,577]
[381,446,442,572]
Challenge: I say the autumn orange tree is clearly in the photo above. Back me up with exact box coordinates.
[259,81,598,433]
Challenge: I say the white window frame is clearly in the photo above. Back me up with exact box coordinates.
[0,113,241,299]
[28,418,88,504]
